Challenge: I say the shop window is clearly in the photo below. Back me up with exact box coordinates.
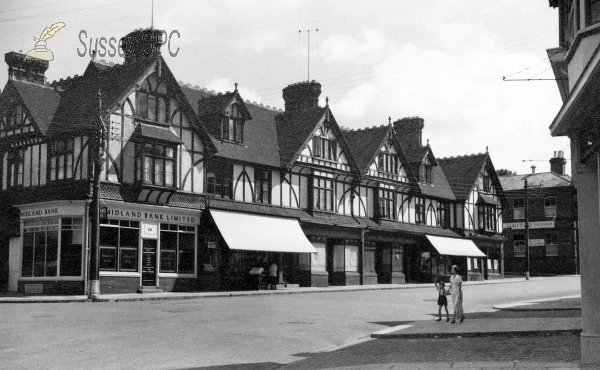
[545,234,558,257]
[478,205,497,232]
[345,241,359,272]
[135,143,176,187]
[312,136,337,161]
[159,224,196,274]
[378,188,395,220]
[313,177,334,211]
[222,104,244,143]
[420,251,431,274]
[514,235,525,257]
[310,241,326,272]
[432,255,452,275]
[364,248,376,273]
[49,139,74,181]
[22,219,59,277]
[587,0,600,26]
[205,160,233,199]
[332,244,345,272]
[544,196,557,218]
[202,235,219,272]
[59,217,83,276]
[415,198,425,224]
[378,153,398,174]
[254,169,271,204]
[513,198,525,219]
[99,219,140,272]
[6,149,24,187]
[137,78,169,123]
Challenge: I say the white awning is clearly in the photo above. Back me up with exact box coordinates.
[210,209,317,253]
[426,235,485,257]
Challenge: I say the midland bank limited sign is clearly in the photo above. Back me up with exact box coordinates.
[502,220,555,230]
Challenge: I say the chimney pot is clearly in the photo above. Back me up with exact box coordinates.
[531,164,536,175]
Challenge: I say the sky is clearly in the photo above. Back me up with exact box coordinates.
[0,0,570,175]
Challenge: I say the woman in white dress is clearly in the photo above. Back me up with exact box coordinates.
[450,265,465,324]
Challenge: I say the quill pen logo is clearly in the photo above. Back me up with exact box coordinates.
[24,22,66,62]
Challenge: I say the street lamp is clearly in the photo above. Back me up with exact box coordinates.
[88,89,107,299]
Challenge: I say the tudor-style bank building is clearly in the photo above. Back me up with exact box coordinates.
[0,29,506,295]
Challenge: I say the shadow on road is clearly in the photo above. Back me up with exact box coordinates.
[177,362,283,370]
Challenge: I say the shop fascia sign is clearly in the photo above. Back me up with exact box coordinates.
[18,201,87,219]
[502,221,554,230]
[528,239,545,246]
[105,203,199,225]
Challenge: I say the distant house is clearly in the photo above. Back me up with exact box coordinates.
[499,152,578,276]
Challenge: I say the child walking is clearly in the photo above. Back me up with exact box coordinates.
[434,277,450,322]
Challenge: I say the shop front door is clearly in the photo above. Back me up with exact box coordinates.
[142,239,157,286]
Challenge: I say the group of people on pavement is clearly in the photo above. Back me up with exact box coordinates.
[434,265,466,324]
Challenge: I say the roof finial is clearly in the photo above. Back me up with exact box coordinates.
[486,145,488,153]
[427,139,429,146]
[388,116,391,126]
[326,96,329,106]
[234,82,238,92]
[92,50,96,61]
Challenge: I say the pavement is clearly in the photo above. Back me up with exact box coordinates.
[0,276,559,303]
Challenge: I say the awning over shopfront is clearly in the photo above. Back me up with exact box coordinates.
[426,235,486,257]
[210,209,317,253]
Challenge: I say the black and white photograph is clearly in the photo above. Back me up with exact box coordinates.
[0,1,596,369]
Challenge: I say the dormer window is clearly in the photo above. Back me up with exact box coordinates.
[137,76,169,124]
[48,139,74,181]
[313,136,337,161]
[419,156,434,184]
[221,104,244,143]
[378,153,398,174]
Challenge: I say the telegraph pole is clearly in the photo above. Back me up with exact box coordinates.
[88,89,106,299]
[524,178,530,280]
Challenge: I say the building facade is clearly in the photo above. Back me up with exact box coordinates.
[547,0,600,365]
[500,152,578,276]
[0,28,506,296]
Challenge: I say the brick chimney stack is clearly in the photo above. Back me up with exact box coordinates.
[550,150,566,175]
[393,117,424,150]
[121,28,163,64]
[5,51,48,84]
[282,80,321,112]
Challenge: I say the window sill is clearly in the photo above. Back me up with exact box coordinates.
[220,139,245,146]
[19,276,84,281]
[312,156,338,164]
[136,117,170,127]
[158,273,196,278]
[99,271,141,277]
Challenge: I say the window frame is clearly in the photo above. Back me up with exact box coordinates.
[135,142,177,188]
[313,136,337,161]
[415,198,426,224]
[136,77,169,124]
[478,204,497,232]
[544,196,557,218]
[99,219,140,272]
[159,223,196,274]
[513,198,525,220]
[313,176,334,211]
[545,233,559,257]
[378,188,396,220]
[437,202,450,228]
[378,153,399,175]
[48,139,75,182]
[587,0,600,27]
[205,160,234,199]
[254,168,272,204]
[6,148,24,187]
[221,103,244,143]
[513,235,526,257]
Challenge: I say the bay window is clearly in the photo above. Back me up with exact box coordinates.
[478,205,497,232]
[135,143,176,187]
[49,139,74,181]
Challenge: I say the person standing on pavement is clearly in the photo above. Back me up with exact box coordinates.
[434,277,450,322]
[268,260,278,288]
[450,265,465,323]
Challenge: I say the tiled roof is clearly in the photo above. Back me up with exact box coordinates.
[499,172,572,191]
[167,193,206,209]
[276,107,328,168]
[48,58,156,136]
[417,164,456,201]
[437,153,489,200]
[404,145,430,164]
[9,80,61,135]
[344,125,390,173]
[197,91,236,117]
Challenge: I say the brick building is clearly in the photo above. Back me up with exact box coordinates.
[500,152,578,276]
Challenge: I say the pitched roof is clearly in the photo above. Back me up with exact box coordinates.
[499,172,572,191]
[436,152,506,202]
[276,107,328,168]
[343,125,390,173]
[8,80,61,135]
[417,164,456,200]
[48,58,156,136]
[180,84,282,167]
